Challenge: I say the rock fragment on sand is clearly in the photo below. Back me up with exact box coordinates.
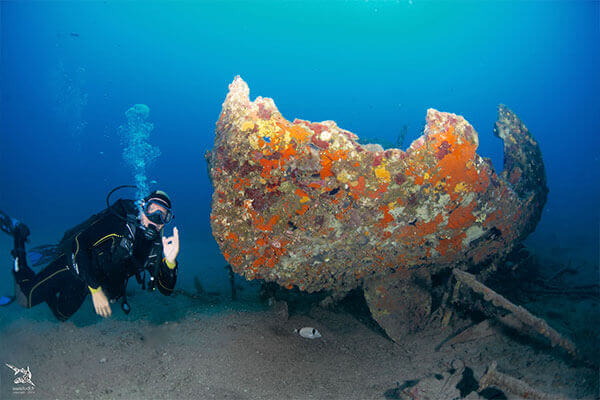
[272,300,289,320]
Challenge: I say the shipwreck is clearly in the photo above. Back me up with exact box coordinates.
[205,77,564,360]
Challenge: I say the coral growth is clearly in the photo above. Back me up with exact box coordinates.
[207,77,547,294]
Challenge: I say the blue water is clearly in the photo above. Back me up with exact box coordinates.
[1,1,599,293]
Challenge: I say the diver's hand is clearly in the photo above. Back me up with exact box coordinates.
[91,289,112,318]
[162,226,180,264]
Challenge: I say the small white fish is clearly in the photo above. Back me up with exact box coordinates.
[295,327,322,339]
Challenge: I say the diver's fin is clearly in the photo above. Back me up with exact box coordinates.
[0,295,15,306]
[0,210,30,241]
[28,244,59,267]
[0,210,18,236]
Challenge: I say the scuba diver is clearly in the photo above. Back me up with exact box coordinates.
[0,186,179,321]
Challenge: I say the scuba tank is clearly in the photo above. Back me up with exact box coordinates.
[49,185,139,264]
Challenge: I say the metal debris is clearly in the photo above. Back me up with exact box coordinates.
[479,361,566,400]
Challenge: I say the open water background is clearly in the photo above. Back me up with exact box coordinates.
[1,1,598,295]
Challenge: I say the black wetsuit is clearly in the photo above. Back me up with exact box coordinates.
[12,199,178,321]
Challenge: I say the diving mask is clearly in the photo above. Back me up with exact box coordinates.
[143,199,174,225]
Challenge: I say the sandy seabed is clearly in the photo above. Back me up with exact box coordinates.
[0,285,598,400]
[0,233,598,399]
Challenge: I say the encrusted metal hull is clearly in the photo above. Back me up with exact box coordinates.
[207,76,547,304]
